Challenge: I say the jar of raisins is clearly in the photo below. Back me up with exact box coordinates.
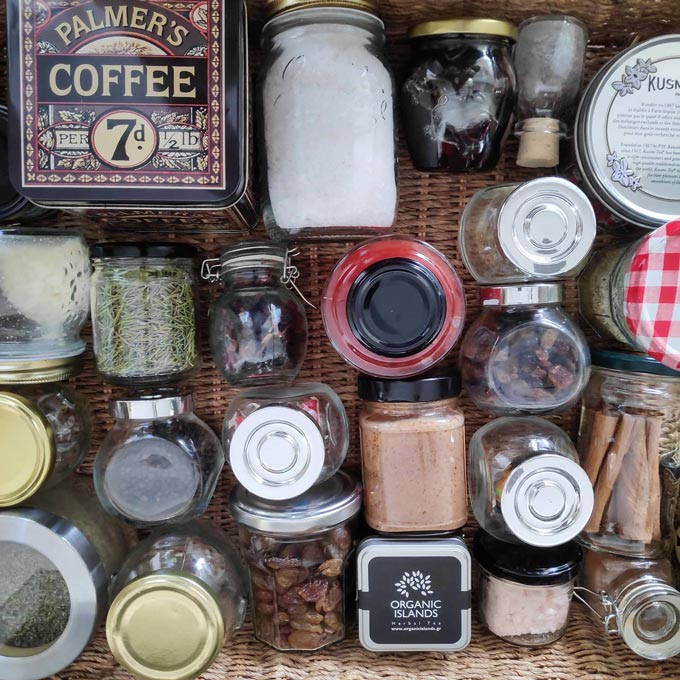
[230,470,362,651]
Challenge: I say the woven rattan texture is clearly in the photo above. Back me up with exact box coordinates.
[2,1,680,678]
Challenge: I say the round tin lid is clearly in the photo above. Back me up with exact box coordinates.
[265,0,379,19]
[481,282,563,306]
[575,35,680,228]
[592,349,680,378]
[229,405,326,501]
[0,356,83,383]
[500,454,594,547]
[408,18,517,40]
[230,470,362,534]
[111,394,193,420]
[0,392,55,506]
[498,178,596,278]
[107,573,224,680]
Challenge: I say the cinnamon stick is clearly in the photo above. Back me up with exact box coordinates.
[581,409,619,485]
[646,416,662,541]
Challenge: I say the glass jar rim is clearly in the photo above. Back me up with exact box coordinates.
[218,241,288,275]
[480,283,563,307]
[110,394,194,420]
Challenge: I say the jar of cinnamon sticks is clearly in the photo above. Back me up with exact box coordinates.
[577,350,680,559]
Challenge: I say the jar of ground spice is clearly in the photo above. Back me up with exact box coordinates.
[358,374,467,533]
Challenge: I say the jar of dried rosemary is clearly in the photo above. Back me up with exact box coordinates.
[90,243,201,387]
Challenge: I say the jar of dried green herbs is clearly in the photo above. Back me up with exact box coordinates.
[90,243,201,387]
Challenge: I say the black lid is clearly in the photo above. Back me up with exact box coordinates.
[347,258,446,358]
[473,530,582,586]
[592,349,680,378]
[358,373,461,402]
[90,243,197,259]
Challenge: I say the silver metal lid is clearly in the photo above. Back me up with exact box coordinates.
[498,178,596,277]
[481,283,563,306]
[501,454,594,547]
[110,394,193,420]
[229,405,326,500]
[229,470,362,534]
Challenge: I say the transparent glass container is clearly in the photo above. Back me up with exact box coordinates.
[94,394,225,527]
[107,522,249,680]
[577,351,680,559]
[260,5,397,240]
[206,242,308,386]
[358,374,467,532]
[223,383,349,500]
[460,283,590,415]
[230,471,362,651]
[0,228,89,361]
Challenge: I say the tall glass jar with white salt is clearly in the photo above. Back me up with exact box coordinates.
[259,0,397,240]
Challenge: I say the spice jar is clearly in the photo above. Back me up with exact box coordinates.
[260,0,397,239]
[577,350,680,559]
[230,471,362,651]
[460,283,590,415]
[322,237,465,378]
[205,242,308,386]
[107,522,248,680]
[577,549,680,660]
[90,243,201,387]
[0,228,90,362]
[223,383,349,500]
[469,417,593,547]
[94,394,224,526]
[358,374,467,532]
[474,530,582,647]
[459,178,596,283]
[401,18,517,172]
[0,477,135,680]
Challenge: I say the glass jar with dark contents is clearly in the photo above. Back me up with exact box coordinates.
[401,18,517,172]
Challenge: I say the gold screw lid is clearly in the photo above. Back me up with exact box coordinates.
[107,573,225,680]
[0,392,55,506]
[0,356,84,384]
[408,18,518,40]
[265,0,379,20]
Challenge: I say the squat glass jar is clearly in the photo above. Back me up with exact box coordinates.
[230,471,362,651]
[206,242,308,386]
[460,283,590,415]
[107,522,249,680]
[401,18,517,172]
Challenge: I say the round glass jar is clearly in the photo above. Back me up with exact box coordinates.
[401,18,517,172]
[460,283,590,415]
[94,394,225,527]
[460,178,596,283]
[358,374,467,532]
[223,383,349,500]
[0,477,136,680]
[474,530,582,647]
[469,417,593,547]
[230,470,362,651]
[577,350,680,559]
[322,236,465,378]
[0,228,89,362]
[206,241,308,386]
[260,1,397,239]
[107,522,249,680]
[90,243,200,388]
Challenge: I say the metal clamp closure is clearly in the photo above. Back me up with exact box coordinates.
[574,586,620,635]
[200,257,221,282]
[281,247,315,308]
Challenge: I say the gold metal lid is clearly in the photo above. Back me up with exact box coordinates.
[408,18,518,40]
[0,393,55,506]
[107,573,225,680]
[0,356,84,384]
[265,0,379,20]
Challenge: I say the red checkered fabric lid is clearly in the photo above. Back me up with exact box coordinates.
[625,219,680,370]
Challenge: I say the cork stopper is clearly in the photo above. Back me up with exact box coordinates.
[516,117,561,168]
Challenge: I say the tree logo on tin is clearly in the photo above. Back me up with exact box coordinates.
[394,571,433,599]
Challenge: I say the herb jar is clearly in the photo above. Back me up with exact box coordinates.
[358,374,467,533]
[577,351,680,559]
[260,0,397,240]
[474,530,582,647]
[577,549,680,660]
[460,283,590,415]
[0,477,136,680]
[94,394,225,527]
[90,243,200,388]
[0,228,89,362]
[230,470,362,651]
[401,18,517,172]
[107,522,249,680]
[205,242,308,386]
[460,178,596,283]
[469,417,593,547]
[223,383,349,500]
[322,237,465,378]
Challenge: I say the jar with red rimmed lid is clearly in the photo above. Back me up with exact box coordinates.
[321,237,465,377]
